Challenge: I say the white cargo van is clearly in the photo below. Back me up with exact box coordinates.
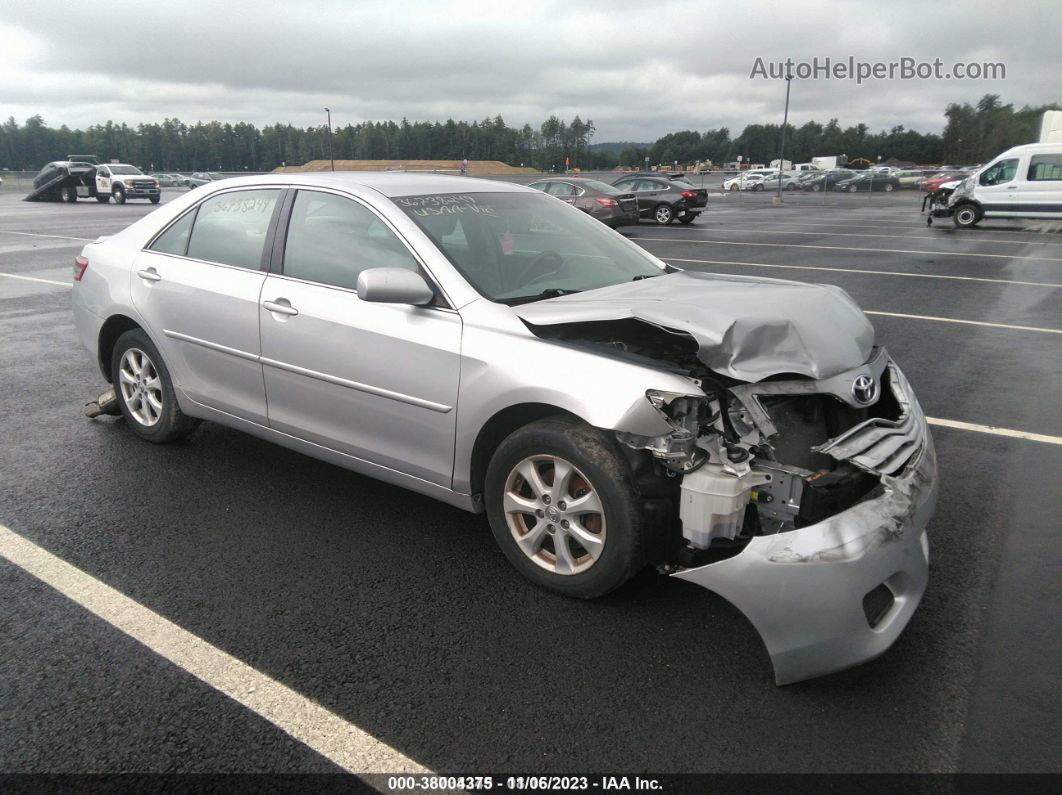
[944,142,1062,228]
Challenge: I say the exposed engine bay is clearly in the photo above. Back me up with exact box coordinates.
[528,317,925,568]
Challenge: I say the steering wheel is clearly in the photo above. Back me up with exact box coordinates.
[514,250,564,289]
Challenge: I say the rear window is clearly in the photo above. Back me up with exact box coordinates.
[1028,154,1062,181]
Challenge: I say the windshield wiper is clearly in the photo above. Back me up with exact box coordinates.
[497,288,582,306]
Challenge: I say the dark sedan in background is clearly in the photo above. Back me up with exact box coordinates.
[528,177,640,228]
[610,175,708,224]
[835,172,901,192]
[799,169,855,191]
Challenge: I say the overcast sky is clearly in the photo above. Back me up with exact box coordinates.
[2,0,1059,142]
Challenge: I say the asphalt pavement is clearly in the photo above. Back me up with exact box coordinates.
[0,183,1058,775]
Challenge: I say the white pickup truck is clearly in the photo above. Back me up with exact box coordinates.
[26,156,161,204]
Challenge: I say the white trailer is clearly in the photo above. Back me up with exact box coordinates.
[1040,111,1062,143]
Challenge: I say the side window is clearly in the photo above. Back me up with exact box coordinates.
[186,189,280,269]
[1028,154,1062,181]
[283,190,418,290]
[979,158,1018,186]
[528,182,549,193]
[547,182,577,197]
[149,210,196,256]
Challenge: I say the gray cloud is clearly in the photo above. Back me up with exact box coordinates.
[2,0,1059,141]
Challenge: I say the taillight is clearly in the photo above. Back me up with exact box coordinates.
[73,255,89,281]
[595,197,618,207]
[680,190,696,199]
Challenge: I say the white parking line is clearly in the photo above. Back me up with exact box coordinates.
[0,523,429,775]
[0,230,93,242]
[663,257,1062,288]
[637,237,1062,262]
[0,272,72,287]
[672,226,1062,248]
[926,418,1062,445]
[865,310,1061,334]
[695,217,1061,237]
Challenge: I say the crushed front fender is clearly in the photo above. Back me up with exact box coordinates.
[673,432,938,685]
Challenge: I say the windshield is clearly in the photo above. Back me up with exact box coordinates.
[394,191,664,303]
[109,166,143,175]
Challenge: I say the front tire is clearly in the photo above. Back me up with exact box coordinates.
[653,204,674,225]
[111,328,199,443]
[149,195,161,204]
[112,186,126,204]
[484,417,648,598]
[953,203,982,228]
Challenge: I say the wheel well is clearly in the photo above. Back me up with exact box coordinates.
[98,315,141,381]
[469,403,579,498]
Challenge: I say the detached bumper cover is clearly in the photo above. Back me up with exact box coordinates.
[673,432,938,685]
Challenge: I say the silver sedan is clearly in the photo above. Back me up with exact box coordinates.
[71,173,937,685]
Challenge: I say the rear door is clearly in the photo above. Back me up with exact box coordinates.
[131,187,283,423]
[257,188,461,487]
[1019,152,1062,218]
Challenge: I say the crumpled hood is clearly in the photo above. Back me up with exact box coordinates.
[513,271,875,382]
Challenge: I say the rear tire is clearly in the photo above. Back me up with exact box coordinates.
[60,186,78,203]
[111,328,199,444]
[485,416,648,599]
[953,203,982,229]
[884,183,895,192]
[678,215,696,225]
[96,194,110,203]
[653,204,674,225]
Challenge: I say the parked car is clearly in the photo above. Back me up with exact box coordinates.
[610,175,707,224]
[922,173,970,194]
[835,172,901,192]
[937,143,1062,227]
[798,169,854,191]
[187,171,226,188]
[759,172,802,191]
[71,172,936,686]
[527,178,639,228]
[152,173,185,187]
[893,170,929,189]
[722,173,767,191]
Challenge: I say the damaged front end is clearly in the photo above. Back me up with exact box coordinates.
[617,346,937,685]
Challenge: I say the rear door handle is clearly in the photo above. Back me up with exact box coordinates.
[263,299,298,316]
[137,267,161,282]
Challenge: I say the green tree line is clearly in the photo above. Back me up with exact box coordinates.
[0,95,1054,173]
[0,114,602,172]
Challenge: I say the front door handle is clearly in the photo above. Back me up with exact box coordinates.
[263,299,298,316]
[137,268,161,282]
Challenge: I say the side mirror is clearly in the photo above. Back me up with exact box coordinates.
[356,267,434,306]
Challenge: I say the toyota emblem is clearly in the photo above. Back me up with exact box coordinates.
[852,374,877,404]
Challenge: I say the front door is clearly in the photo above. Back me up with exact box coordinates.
[258,188,461,487]
[975,157,1020,215]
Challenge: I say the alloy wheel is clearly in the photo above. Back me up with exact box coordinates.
[118,348,163,427]
[503,455,606,575]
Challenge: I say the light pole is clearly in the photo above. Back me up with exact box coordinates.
[775,68,792,203]
[324,107,335,172]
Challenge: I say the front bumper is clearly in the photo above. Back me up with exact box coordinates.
[673,432,938,685]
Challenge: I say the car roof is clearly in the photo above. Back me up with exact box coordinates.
[203,171,531,197]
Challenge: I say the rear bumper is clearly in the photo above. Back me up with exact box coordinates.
[673,432,937,685]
